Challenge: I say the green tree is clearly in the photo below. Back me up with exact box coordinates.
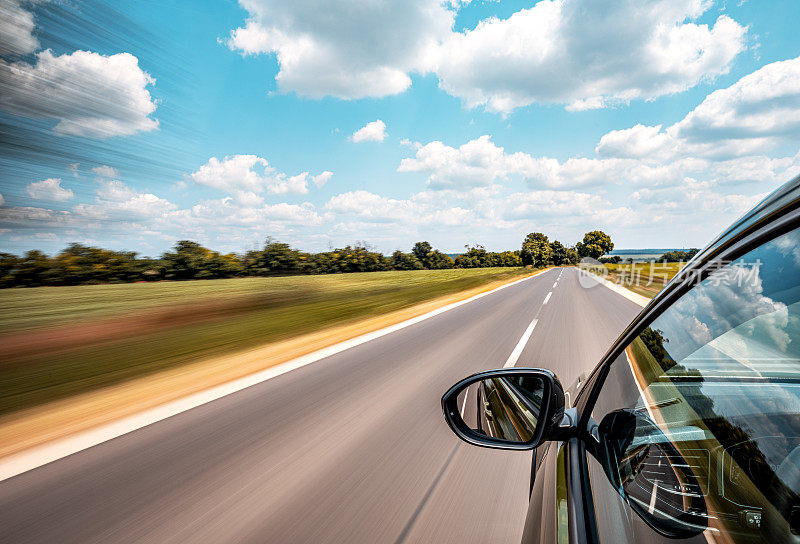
[549,240,567,266]
[425,250,454,269]
[576,231,614,260]
[14,250,54,286]
[52,243,146,284]
[412,241,432,265]
[390,250,423,270]
[564,247,580,265]
[162,240,216,279]
[454,245,490,268]
[0,253,20,287]
[313,245,389,273]
[244,237,302,275]
[520,233,552,268]
[486,250,521,267]
[659,249,699,262]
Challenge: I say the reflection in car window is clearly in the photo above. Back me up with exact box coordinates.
[588,226,800,543]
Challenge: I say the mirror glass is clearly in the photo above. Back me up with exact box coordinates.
[453,375,546,443]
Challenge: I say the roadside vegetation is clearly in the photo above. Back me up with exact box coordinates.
[0,229,616,418]
[0,230,612,288]
[0,267,533,416]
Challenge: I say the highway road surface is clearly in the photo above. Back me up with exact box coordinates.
[0,267,643,544]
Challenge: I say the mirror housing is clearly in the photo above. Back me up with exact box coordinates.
[441,368,565,450]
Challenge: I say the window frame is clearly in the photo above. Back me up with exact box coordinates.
[574,185,800,436]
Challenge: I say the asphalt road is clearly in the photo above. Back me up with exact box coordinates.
[0,267,642,544]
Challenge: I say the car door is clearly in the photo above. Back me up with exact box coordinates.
[574,223,800,543]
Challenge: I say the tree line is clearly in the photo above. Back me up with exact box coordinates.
[0,230,613,288]
[599,248,700,264]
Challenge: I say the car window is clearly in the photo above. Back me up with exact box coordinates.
[586,226,800,543]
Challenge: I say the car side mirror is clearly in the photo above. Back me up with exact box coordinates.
[441,368,565,450]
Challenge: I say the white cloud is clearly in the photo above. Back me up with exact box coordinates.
[189,155,332,199]
[435,0,746,113]
[91,165,119,178]
[0,49,158,137]
[181,198,322,228]
[324,189,476,227]
[26,178,74,201]
[596,124,678,161]
[673,55,800,147]
[312,171,333,187]
[398,135,521,189]
[325,190,413,221]
[0,0,38,57]
[351,120,387,143]
[227,0,452,99]
[598,56,800,161]
[75,179,177,220]
[226,0,746,114]
[398,134,665,190]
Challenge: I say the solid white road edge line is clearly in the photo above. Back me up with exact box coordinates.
[0,268,552,482]
[585,271,648,307]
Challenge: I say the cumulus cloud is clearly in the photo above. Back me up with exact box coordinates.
[75,178,177,220]
[26,178,74,202]
[189,155,332,200]
[392,54,800,246]
[398,134,682,190]
[351,120,387,143]
[390,58,794,193]
[226,0,452,99]
[398,135,525,189]
[2,162,333,250]
[325,189,475,227]
[226,0,746,114]
[91,165,119,178]
[435,0,746,113]
[312,171,333,187]
[674,56,800,148]
[0,49,158,137]
[0,0,38,57]
[599,56,800,161]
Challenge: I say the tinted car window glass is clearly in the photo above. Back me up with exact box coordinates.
[588,226,800,542]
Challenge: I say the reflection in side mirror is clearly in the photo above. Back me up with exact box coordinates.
[441,368,565,450]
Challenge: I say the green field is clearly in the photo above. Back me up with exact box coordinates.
[0,268,532,416]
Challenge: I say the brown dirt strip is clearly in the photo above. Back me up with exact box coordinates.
[0,292,297,363]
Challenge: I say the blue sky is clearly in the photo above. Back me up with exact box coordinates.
[1,0,800,256]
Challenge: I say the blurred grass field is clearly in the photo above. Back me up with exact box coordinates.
[0,268,531,417]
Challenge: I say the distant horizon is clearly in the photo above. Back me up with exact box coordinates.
[3,237,697,260]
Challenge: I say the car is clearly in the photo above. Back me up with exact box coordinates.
[441,175,800,543]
